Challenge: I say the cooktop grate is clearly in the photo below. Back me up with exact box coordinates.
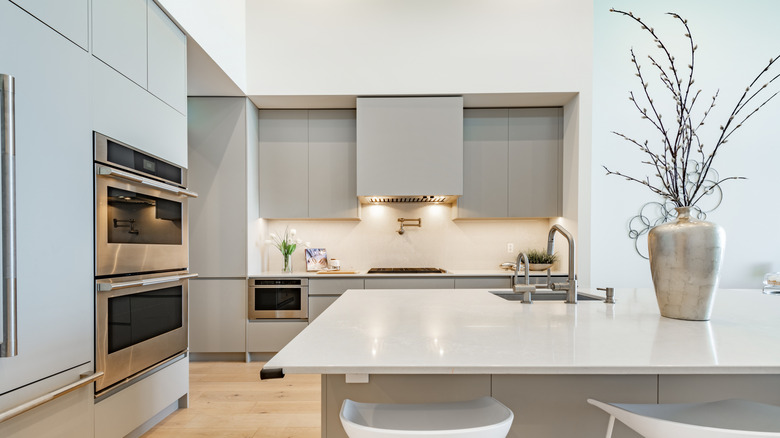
[367,267,446,274]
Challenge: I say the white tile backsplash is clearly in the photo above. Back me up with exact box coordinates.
[254,203,556,274]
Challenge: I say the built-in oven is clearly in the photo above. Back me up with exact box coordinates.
[248,278,309,319]
[94,132,197,277]
[95,271,195,394]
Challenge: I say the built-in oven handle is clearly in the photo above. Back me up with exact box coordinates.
[0,371,103,424]
[1,74,18,358]
[96,165,198,198]
[97,273,199,292]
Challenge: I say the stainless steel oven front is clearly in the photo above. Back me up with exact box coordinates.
[94,132,197,277]
[248,278,309,319]
[95,271,195,394]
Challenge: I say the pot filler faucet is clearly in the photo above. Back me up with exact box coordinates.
[547,224,577,304]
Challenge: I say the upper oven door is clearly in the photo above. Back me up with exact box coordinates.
[95,163,194,276]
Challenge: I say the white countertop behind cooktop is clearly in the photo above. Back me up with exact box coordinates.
[264,288,780,375]
[249,269,568,278]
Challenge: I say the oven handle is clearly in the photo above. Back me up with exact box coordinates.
[97,273,199,292]
[1,74,18,358]
[96,165,198,198]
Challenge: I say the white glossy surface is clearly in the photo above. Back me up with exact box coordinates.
[265,288,780,375]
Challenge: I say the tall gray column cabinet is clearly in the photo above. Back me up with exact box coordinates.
[187,97,259,358]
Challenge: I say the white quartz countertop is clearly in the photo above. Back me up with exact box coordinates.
[250,269,568,278]
[264,288,780,375]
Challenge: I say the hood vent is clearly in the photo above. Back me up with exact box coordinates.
[356,97,463,203]
[359,195,456,204]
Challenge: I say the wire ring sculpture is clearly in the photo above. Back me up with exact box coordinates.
[628,163,723,259]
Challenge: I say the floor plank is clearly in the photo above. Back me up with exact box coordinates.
[142,361,321,438]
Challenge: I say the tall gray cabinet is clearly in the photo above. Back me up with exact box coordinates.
[187,97,258,355]
[456,107,563,218]
[259,109,358,219]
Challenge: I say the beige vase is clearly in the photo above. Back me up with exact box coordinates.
[647,206,725,321]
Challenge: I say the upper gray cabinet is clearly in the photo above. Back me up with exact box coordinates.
[507,108,562,217]
[92,0,148,88]
[92,0,186,114]
[147,1,187,114]
[309,110,358,218]
[259,109,359,219]
[455,108,562,219]
[459,109,509,218]
[11,0,89,50]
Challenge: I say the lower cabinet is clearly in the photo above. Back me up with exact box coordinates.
[454,277,512,289]
[189,279,247,353]
[364,278,456,289]
[246,321,308,353]
[0,385,94,438]
[309,296,340,322]
[94,356,188,438]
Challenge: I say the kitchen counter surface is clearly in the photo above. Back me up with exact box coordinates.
[264,288,780,375]
[249,269,568,278]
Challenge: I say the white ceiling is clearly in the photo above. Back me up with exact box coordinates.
[186,38,243,97]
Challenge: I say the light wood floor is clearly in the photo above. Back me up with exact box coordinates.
[142,361,321,438]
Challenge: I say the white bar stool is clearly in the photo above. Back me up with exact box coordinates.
[339,396,514,438]
[588,398,780,438]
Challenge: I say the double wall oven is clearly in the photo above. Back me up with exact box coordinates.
[94,133,197,395]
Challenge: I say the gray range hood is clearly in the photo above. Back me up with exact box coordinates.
[356,96,463,204]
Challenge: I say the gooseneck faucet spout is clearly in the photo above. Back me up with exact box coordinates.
[547,224,577,303]
[513,252,535,303]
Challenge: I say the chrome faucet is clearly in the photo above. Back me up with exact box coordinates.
[547,224,577,303]
[513,252,535,303]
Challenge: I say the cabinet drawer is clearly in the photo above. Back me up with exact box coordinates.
[364,278,455,289]
[454,277,511,289]
[309,296,340,323]
[246,321,307,353]
[309,278,365,295]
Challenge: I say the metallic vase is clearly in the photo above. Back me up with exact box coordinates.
[648,207,725,321]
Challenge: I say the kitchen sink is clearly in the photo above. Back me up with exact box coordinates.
[490,290,601,301]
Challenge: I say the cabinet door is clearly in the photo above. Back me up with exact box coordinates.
[0,0,93,397]
[189,279,247,353]
[309,278,365,296]
[507,108,562,217]
[246,321,307,353]
[188,98,247,277]
[309,296,340,323]
[11,0,89,49]
[258,110,309,218]
[92,0,148,88]
[458,109,509,218]
[308,110,358,218]
[454,277,511,289]
[147,1,186,114]
[364,278,456,289]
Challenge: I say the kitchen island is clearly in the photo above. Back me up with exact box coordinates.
[264,288,780,438]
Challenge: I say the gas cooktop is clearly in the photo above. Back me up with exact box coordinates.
[367,267,447,274]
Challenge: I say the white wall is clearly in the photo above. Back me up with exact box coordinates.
[592,0,780,288]
[253,205,554,275]
[245,0,591,96]
[156,0,247,91]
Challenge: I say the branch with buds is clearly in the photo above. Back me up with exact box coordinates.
[607,8,779,207]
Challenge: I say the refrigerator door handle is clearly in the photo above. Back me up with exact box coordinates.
[1,73,17,358]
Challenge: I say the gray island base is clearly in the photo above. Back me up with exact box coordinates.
[265,289,780,438]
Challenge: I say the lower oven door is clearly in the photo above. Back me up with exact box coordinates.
[95,271,194,394]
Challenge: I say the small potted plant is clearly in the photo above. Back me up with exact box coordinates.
[524,249,558,271]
